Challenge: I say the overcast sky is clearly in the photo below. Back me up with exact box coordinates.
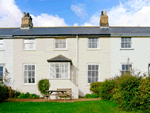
[0,0,150,27]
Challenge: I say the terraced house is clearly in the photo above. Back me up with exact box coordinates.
[0,11,150,99]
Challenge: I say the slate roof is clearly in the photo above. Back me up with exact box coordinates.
[1,26,150,38]
[47,54,72,64]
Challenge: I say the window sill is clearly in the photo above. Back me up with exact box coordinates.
[23,49,36,51]
[49,78,70,80]
[23,83,36,85]
[53,49,68,51]
[87,49,100,51]
[120,48,134,50]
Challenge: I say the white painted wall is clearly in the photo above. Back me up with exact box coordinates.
[0,39,13,88]
[111,37,150,78]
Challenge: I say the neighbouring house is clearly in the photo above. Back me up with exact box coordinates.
[0,11,150,99]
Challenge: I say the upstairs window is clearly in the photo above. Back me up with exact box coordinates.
[121,64,132,74]
[0,67,3,81]
[50,62,70,79]
[55,38,67,49]
[24,38,36,50]
[88,37,99,49]
[0,39,4,50]
[121,38,131,48]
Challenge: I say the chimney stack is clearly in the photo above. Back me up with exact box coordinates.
[100,11,109,27]
[21,12,33,29]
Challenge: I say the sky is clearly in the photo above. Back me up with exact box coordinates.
[1,0,150,27]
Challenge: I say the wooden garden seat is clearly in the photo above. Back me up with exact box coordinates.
[56,88,72,99]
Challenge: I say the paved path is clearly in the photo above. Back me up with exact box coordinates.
[7,98,100,102]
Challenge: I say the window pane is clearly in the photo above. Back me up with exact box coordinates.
[125,43,127,48]
[125,38,127,42]
[88,77,91,83]
[29,78,32,83]
[24,78,27,83]
[24,71,27,77]
[92,77,95,82]
[25,65,28,70]
[28,71,31,77]
[128,44,131,48]
[92,71,95,77]
[96,77,98,82]
[92,65,96,70]
[121,38,124,42]
[28,65,31,70]
[0,67,3,71]
[96,71,98,76]
[32,65,35,70]
[88,44,91,48]
[121,43,124,48]
[32,78,35,83]
[88,65,91,70]
[96,65,98,70]
[55,43,58,48]
[128,38,131,42]
[32,71,35,77]
[88,71,91,77]
[56,74,59,78]
[122,65,125,70]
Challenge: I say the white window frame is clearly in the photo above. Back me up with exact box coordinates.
[49,62,70,79]
[23,64,36,85]
[121,37,131,48]
[24,38,36,50]
[54,38,67,50]
[0,39,4,50]
[121,64,132,74]
[87,63,100,85]
[87,37,100,49]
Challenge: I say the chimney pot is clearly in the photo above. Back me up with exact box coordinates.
[21,12,33,29]
[27,13,30,17]
[104,11,107,15]
[100,10,109,27]
[101,11,103,16]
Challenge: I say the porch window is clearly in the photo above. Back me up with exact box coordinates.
[0,67,3,81]
[24,38,36,50]
[50,62,70,79]
[24,64,35,83]
[88,64,99,83]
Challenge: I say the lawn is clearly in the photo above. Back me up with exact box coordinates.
[0,100,133,113]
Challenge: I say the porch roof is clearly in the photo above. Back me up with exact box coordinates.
[47,55,72,65]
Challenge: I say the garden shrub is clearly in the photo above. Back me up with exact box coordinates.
[99,78,116,100]
[12,90,21,98]
[90,82,103,95]
[0,86,9,102]
[17,92,40,99]
[131,76,150,112]
[111,73,145,112]
[38,79,50,97]
[84,93,99,98]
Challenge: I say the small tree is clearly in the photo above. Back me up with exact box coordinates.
[38,79,50,97]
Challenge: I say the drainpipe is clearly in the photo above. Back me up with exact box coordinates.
[76,35,79,86]
[148,63,150,77]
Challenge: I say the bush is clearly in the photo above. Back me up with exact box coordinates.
[11,90,21,98]
[18,92,40,99]
[90,82,103,95]
[111,73,146,112]
[38,79,50,97]
[84,93,99,98]
[0,86,9,102]
[131,76,150,112]
[99,79,116,100]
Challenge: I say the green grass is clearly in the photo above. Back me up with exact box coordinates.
[0,100,133,113]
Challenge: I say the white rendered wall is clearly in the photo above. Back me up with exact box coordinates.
[0,39,13,88]
[111,37,150,78]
